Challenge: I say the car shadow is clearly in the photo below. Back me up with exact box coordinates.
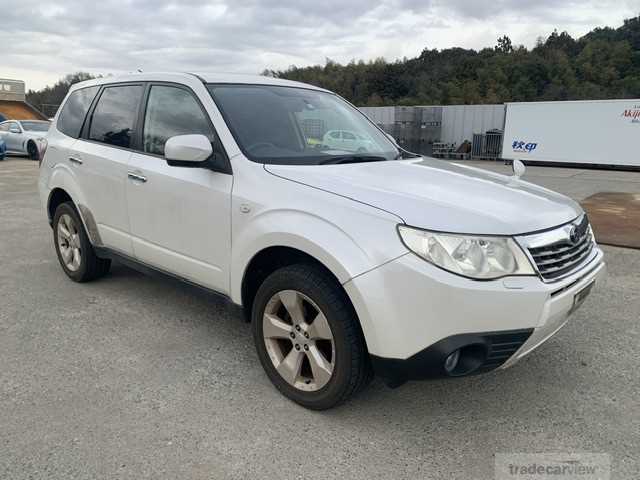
[100,261,583,426]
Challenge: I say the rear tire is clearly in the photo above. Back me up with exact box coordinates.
[252,264,372,410]
[52,202,111,282]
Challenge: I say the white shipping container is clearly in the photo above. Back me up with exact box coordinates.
[503,99,640,167]
[359,106,395,126]
[440,105,505,145]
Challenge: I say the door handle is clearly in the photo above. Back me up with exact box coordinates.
[69,156,83,165]
[127,172,147,183]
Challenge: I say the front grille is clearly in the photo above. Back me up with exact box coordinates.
[527,216,594,281]
[476,330,533,373]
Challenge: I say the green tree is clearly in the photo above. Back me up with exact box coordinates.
[495,35,514,54]
[26,72,98,115]
[271,15,640,105]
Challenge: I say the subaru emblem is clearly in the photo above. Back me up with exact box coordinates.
[569,226,580,244]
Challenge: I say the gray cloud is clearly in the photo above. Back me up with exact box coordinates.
[1,0,637,90]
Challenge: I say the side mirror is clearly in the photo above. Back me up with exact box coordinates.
[165,134,213,164]
[10,127,21,134]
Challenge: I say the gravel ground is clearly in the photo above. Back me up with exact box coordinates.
[1,158,638,479]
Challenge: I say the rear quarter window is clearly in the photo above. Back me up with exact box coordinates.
[57,86,100,138]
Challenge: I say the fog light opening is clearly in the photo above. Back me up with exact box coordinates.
[444,344,487,377]
[444,349,460,374]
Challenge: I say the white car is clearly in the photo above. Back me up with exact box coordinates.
[322,129,375,153]
[0,120,50,160]
[38,73,606,410]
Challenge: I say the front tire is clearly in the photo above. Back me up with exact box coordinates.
[27,141,39,161]
[52,202,111,282]
[252,264,371,410]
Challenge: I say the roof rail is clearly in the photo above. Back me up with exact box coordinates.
[186,72,207,84]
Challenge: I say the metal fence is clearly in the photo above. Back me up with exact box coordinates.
[471,130,504,160]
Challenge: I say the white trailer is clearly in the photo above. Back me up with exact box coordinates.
[502,99,640,168]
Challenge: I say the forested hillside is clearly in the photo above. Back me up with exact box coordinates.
[26,73,97,116]
[268,16,640,106]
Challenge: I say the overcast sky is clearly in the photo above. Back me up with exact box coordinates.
[3,0,638,91]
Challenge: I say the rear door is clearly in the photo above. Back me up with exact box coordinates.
[49,85,101,171]
[69,83,144,255]
[125,83,232,292]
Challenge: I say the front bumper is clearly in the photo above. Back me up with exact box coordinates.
[343,248,606,383]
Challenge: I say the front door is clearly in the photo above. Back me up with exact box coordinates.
[125,84,232,293]
[342,131,357,151]
[4,122,23,152]
[0,123,9,150]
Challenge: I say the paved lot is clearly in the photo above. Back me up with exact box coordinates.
[462,159,640,201]
[1,158,639,479]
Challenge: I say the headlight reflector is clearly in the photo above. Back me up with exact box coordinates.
[398,225,534,279]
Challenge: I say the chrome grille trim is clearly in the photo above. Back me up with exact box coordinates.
[516,215,597,282]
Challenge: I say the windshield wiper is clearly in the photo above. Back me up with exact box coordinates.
[319,155,388,165]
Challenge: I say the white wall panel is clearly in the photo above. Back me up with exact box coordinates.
[441,105,505,145]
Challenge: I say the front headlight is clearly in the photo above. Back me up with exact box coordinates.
[398,225,535,280]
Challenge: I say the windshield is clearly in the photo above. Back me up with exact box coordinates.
[207,84,402,165]
[20,121,50,132]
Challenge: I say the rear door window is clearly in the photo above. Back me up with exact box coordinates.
[89,85,143,149]
[57,86,99,138]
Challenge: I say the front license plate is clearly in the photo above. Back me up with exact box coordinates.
[571,281,595,314]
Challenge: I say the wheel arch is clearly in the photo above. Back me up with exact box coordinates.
[26,139,37,156]
[47,187,74,224]
[233,228,372,305]
[240,245,346,319]
[239,244,373,359]
[45,178,101,246]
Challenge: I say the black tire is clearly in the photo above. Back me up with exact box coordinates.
[252,264,372,410]
[27,141,39,161]
[52,202,111,282]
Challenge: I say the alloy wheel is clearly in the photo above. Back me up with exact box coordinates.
[57,213,82,272]
[262,290,335,392]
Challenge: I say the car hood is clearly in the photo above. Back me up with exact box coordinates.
[264,157,582,235]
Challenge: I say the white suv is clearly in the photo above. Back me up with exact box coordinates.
[39,73,606,409]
